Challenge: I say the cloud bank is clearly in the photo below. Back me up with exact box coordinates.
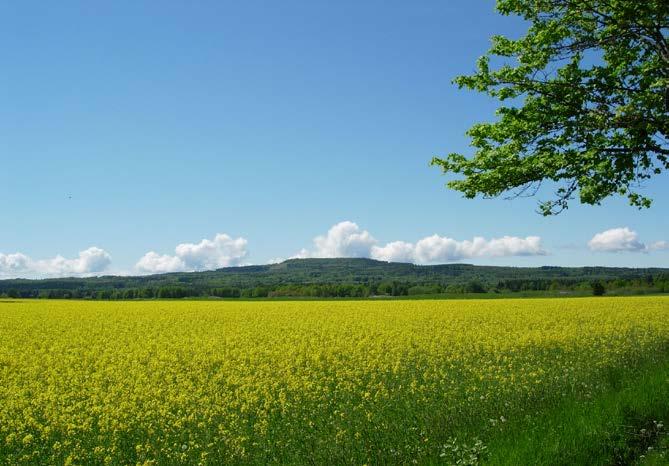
[588,227,668,253]
[293,221,377,259]
[0,247,111,278]
[293,221,547,264]
[136,233,248,273]
[6,224,664,278]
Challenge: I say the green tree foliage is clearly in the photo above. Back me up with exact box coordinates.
[432,0,669,215]
[0,259,667,299]
[464,280,487,293]
[591,280,606,296]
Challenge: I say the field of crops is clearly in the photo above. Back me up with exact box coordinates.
[1,297,668,464]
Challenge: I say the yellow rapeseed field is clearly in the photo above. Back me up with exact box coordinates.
[0,297,668,464]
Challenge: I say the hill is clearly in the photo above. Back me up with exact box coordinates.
[1,258,667,299]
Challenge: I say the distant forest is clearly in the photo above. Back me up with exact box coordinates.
[1,258,668,300]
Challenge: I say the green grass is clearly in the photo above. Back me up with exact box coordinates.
[639,440,669,465]
[483,354,669,465]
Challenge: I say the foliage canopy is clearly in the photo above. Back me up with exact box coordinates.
[432,0,669,215]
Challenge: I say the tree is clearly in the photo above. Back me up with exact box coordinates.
[432,0,669,215]
[464,280,487,293]
[591,280,606,296]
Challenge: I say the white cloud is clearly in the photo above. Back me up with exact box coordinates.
[297,221,377,258]
[648,241,669,251]
[588,227,665,253]
[478,235,546,257]
[135,233,248,273]
[290,249,310,260]
[295,221,547,264]
[374,235,545,264]
[588,227,644,252]
[176,234,248,270]
[0,247,111,278]
[370,241,415,263]
[135,252,185,273]
[0,253,30,274]
[70,247,112,273]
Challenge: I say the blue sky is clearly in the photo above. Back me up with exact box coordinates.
[1,0,667,277]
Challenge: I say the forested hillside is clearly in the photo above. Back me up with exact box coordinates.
[1,258,667,299]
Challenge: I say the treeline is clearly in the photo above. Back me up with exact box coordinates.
[2,274,668,300]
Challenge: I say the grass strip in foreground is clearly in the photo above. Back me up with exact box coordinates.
[484,355,669,465]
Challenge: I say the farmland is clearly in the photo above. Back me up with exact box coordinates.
[1,297,668,464]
